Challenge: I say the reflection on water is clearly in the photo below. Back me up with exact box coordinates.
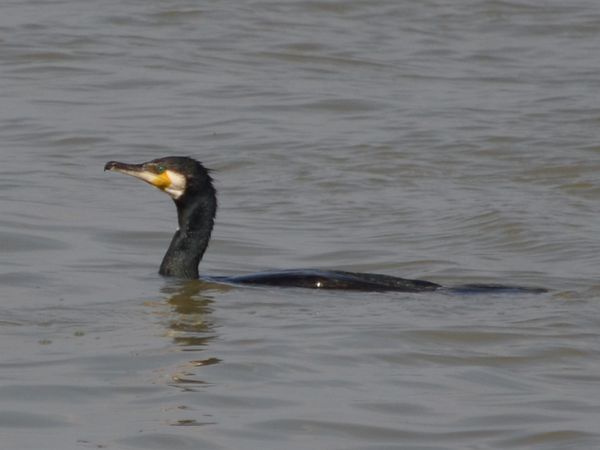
[155,280,226,388]
[163,281,215,339]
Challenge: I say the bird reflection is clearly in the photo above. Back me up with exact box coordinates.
[155,279,228,387]
[162,280,216,347]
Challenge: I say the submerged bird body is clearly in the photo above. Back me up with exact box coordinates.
[214,269,441,292]
[105,157,545,294]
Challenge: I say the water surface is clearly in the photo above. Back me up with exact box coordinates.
[1,1,600,449]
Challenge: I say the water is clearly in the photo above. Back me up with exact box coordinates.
[1,0,600,448]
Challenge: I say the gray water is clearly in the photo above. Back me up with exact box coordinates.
[2,1,600,449]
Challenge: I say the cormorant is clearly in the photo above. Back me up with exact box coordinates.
[104,156,545,294]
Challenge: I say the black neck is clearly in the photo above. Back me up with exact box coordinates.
[159,187,217,279]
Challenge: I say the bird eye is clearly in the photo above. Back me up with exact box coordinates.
[156,165,166,174]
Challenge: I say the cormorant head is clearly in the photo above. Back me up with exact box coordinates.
[104,156,213,201]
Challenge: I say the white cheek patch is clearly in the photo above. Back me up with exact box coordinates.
[164,170,187,199]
